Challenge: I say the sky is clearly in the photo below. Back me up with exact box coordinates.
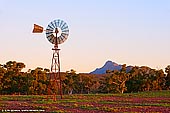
[0,0,170,73]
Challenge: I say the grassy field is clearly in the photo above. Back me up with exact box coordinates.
[0,91,170,112]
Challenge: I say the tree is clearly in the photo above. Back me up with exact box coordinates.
[111,64,130,93]
[151,69,166,90]
[112,64,130,93]
[4,61,25,73]
[81,74,95,94]
[1,61,26,94]
[0,64,6,94]
[99,64,130,94]
[98,74,116,93]
[63,69,77,94]
[165,65,170,89]
[126,66,140,92]
[29,67,48,95]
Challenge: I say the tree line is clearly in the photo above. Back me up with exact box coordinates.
[0,61,170,95]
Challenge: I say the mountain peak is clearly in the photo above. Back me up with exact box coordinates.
[104,60,113,65]
[90,60,121,74]
[90,60,133,74]
[104,60,119,66]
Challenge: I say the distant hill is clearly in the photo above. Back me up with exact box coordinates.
[90,60,133,74]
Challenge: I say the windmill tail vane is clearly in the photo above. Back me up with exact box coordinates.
[32,24,43,33]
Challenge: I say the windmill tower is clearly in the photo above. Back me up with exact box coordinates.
[33,19,69,100]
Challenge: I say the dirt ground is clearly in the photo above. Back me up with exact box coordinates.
[0,92,170,113]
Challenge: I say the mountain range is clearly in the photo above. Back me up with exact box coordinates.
[90,60,133,74]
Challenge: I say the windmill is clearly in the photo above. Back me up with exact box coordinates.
[32,19,69,100]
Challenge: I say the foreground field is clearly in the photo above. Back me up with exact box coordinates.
[0,91,170,113]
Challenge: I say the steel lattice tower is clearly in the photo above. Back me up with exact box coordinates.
[32,19,69,100]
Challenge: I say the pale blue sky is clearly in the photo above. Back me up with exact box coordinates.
[0,0,170,72]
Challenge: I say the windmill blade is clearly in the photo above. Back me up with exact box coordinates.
[62,29,69,34]
[61,23,66,30]
[47,34,55,44]
[46,29,53,32]
[50,21,56,28]
[47,35,53,42]
[61,32,69,36]
[59,20,64,27]
[58,36,64,44]
[61,26,68,31]
[58,38,62,44]
[46,31,52,37]
[62,34,68,41]
[60,35,65,41]
[61,33,68,39]
[47,24,54,30]
[56,19,60,27]
[46,31,53,35]
[53,20,56,28]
